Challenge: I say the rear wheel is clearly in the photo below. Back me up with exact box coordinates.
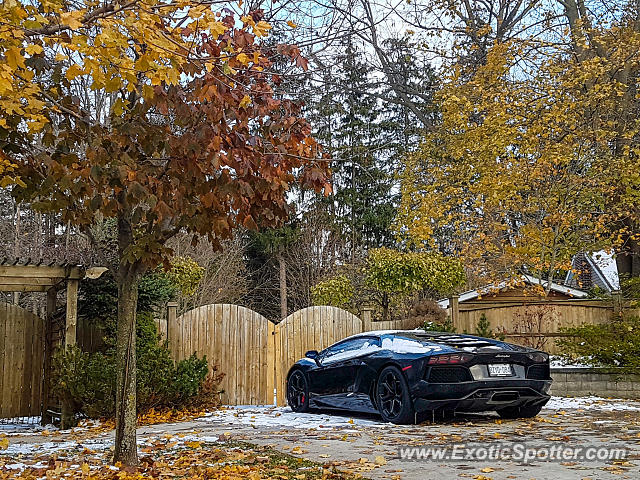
[376,366,414,424]
[287,370,310,413]
[497,403,543,419]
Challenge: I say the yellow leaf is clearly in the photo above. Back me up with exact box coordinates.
[65,64,84,80]
[374,456,386,465]
[208,20,227,37]
[236,53,250,65]
[5,47,25,70]
[253,20,272,37]
[480,467,494,473]
[60,11,84,30]
[25,44,43,55]
[287,20,298,29]
[0,437,8,450]
[239,95,252,108]
[81,463,90,475]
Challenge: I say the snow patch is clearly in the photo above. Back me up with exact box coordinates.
[202,406,388,429]
[550,356,593,368]
[544,396,640,411]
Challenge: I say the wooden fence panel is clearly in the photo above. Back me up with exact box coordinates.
[0,303,44,418]
[169,304,274,406]
[453,300,620,354]
[166,300,633,406]
[274,306,364,406]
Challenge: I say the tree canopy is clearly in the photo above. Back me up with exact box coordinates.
[2,0,328,465]
[398,6,640,290]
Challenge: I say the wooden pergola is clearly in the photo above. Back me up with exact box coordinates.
[0,259,106,425]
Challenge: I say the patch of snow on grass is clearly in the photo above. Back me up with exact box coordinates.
[550,355,593,368]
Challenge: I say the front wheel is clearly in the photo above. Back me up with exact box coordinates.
[376,366,415,424]
[287,370,310,413]
[497,403,543,419]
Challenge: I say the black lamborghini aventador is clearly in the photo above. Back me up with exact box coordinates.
[286,330,552,424]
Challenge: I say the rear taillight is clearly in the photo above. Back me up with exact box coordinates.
[527,352,549,363]
[428,353,474,365]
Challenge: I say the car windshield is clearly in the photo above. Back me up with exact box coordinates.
[321,337,381,363]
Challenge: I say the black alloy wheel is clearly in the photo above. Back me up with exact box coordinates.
[376,366,414,424]
[287,370,310,412]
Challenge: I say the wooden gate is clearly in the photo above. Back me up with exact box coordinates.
[0,303,45,418]
[274,306,363,405]
[167,304,368,406]
[168,304,275,405]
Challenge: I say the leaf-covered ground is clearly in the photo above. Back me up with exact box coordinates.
[3,397,640,479]
[0,433,361,480]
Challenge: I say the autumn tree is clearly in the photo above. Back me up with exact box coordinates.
[312,248,465,320]
[2,1,327,466]
[398,2,640,292]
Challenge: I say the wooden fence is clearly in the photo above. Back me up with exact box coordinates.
[165,304,416,406]
[3,297,632,416]
[0,303,44,418]
[274,306,364,406]
[448,298,640,354]
[167,304,275,405]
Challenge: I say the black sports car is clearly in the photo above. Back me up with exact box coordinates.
[286,330,552,424]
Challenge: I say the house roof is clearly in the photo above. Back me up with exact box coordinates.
[564,250,619,292]
[438,274,589,309]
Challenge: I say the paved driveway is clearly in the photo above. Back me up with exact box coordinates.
[2,397,640,479]
[154,397,640,480]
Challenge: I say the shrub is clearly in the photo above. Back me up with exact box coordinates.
[557,316,640,372]
[422,316,457,333]
[51,315,221,419]
[473,313,505,340]
[512,304,556,350]
[50,346,115,419]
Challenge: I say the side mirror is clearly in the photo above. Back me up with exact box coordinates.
[305,350,319,359]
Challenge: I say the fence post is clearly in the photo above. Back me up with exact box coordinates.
[166,302,178,342]
[61,278,79,429]
[41,287,57,426]
[449,295,460,329]
[361,306,374,332]
[612,290,622,316]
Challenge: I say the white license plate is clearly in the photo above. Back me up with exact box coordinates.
[488,364,513,377]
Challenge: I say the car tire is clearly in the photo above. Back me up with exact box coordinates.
[287,369,310,413]
[497,403,543,419]
[376,366,415,424]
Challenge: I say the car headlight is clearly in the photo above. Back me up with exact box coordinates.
[527,352,549,363]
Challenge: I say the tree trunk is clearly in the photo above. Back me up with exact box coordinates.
[616,227,640,295]
[114,216,142,466]
[277,251,287,320]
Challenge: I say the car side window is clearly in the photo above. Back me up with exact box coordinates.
[320,337,381,364]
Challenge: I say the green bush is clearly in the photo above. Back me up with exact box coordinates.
[557,316,640,372]
[51,315,217,418]
[422,316,457,333]
[473,313,505,340]
[51,346,115,419]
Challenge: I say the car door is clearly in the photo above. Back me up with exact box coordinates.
[309,337,380,408]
